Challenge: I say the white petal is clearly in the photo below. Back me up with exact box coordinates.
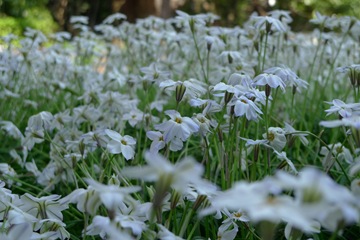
[105,129,122,142]
[121,145,135,160]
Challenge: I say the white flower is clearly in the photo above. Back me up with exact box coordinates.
[160,79,207,100]
[60,188,101,215]
[320,143,353,171]
[324,99,360,118]
[273,150,298,174]
[146,131,166,153]
[213,82,239,96]
[105,129,136,160]
[284,122,309,146]
[189,98,223,115]
[264,66,308,92]
[253,73,286,91]
[336,64,360,86]
[263,127,287,152]
[230,95,263,121]
[252,16,287,32]
[37,218,70,240]
[7,205,39,226]
[20,193,67,221]
[155,110,199,144]
[192,113,214,137]
[123,109,144,127]
[217,219,238,240]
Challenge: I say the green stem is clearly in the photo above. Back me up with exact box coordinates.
[261,32,269,72]
[179,209,194,238]
[191,29,208,85]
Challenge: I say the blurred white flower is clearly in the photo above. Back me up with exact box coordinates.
[0,164,17,187]
[252,15,287,32]
[141,62,171,84]
[0,222,32,240]
[84,178,140,211]
[276,168,358,231]
[0,121,24,140]
[157,224,184,240]
[102,13,127,24]
[122,151,204,197]
[85,215,135,240]
[320,115,360,129]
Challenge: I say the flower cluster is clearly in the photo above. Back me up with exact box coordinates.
[0,9,360,240]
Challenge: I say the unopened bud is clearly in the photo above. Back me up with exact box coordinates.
[224,91,234,105]
[175,84,186,102]
[265,84,271,97]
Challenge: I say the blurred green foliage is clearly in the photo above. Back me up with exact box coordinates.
[0,0,58,36]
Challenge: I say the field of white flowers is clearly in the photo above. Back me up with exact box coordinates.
[1,10,360,240]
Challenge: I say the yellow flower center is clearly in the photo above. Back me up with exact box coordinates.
[121,140,127,145]
[199,117,206,123]
[175,117,182,124]
[267,132,275,141]
[302,187,322,203]
[233,212,242,218]
[336,146,343,153]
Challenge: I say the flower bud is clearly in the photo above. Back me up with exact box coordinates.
[175,83,186,102]
[224,91,234,105]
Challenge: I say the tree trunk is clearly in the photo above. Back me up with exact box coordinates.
[48,0,69,28]
[161,0,172,19]
[120,0,157,22]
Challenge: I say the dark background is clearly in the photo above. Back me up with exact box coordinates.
[0,0,359,36]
